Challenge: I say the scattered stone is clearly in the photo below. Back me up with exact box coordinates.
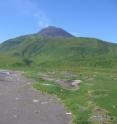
[66,112,72,115]
[42,83,53,86]
[33,99,39,103]
[70,80,82,87]
[27,82,31,85]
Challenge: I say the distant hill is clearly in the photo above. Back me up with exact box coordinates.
[0,26,117,68]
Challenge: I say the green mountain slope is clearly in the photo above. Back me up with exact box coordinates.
[0,27,117,68]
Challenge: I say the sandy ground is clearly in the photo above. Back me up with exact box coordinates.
[0,71,71,124]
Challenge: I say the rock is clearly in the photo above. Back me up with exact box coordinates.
[66,112,72,115]
[33,99,39,103]
[71,80,82,87]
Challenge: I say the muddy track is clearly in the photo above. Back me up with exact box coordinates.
[0,71,71,124]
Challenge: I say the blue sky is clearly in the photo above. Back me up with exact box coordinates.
[0,0,117,43]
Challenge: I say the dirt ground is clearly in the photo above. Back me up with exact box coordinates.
[0,71,71,124]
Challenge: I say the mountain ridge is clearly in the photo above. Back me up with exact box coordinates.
[0,26,117,68]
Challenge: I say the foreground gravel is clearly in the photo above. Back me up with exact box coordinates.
[0,71,71,124]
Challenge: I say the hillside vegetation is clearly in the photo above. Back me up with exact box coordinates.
[0,35,117,69]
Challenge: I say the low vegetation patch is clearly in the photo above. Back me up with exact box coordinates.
[25,68,117,124]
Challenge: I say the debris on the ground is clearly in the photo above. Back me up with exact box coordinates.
[15,97,20,100]
[42,83,54,86]
[55,79,82,90]
[37,71,83,90]
[70,80,82,87]
[33,99,39,103]
[66,112,72,115]
[89,107,113,124]
[27,82,31,85]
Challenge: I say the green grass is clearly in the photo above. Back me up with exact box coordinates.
[25,67,117,124]
[1,36,117,68]
[32,78,92,124]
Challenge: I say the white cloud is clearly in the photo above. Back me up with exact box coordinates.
[38,20,49,28]
[34,11,50,28]
[6,0,50,28]
[18,0,50,28]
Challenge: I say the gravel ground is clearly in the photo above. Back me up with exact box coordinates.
[0,71,71,124]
